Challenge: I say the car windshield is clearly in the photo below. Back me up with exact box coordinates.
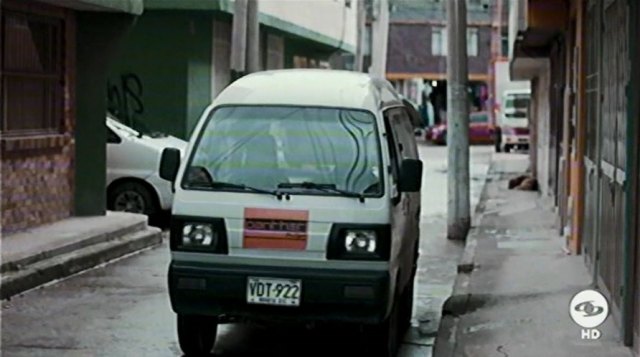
[184,106,383,196]
[470,113,489,123]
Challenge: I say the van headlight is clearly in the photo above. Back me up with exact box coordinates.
[345,230,377,253]
[182,223,217,247]
[170,217,228,253]
[327,225,391,261]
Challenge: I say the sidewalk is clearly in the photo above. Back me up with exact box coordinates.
[434,154,634,357]
[1,211,162,300]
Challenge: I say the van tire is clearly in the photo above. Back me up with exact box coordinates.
[177,314,218,356]
[398,277,415,336]
[367,298,400,357]
[494,128,502,152]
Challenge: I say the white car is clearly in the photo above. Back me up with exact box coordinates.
[106,115,187,217]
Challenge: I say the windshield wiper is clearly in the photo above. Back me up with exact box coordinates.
[186,181,282,198]
[278,182,365,203]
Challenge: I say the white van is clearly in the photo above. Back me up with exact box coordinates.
[495,88,531,152]
[159,69,423,357]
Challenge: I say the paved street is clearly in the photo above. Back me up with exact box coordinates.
[1,144,492,357]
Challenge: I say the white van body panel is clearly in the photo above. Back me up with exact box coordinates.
[172,192,389,259]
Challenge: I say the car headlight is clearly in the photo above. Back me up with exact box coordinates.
[345,230,377,253]
[327,225,391,261]
[170,217,228,253]
[182,223,217,247]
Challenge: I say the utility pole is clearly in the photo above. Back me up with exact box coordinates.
[369,0,389,78]
[447,0,470,240]
[355,0,366,72]
[246,0,260,73]
[230,0,248,81]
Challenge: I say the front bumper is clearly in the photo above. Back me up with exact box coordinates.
[504,135,529,146]
[168,261,391,325]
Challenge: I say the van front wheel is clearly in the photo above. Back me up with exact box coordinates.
[398,277,415,336]
[367,300,400,357]
[177,314,218,356]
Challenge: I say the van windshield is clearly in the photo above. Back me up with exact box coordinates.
[504,94,530,110]
[183,106,383,197]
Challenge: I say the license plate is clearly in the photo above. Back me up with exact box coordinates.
[247,277,301,306]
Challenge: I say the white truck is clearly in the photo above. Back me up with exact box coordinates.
[490,60,532,152]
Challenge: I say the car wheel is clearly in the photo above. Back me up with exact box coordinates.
[108,181,158,216]
[177,314,218,356]
[504,145,512,153]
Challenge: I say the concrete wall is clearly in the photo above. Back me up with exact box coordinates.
[76,12,138,216]
[259,0,358,51]
[533,61,551,198]
[108,11,213,141]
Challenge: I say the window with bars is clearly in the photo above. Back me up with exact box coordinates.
[1,10,64,136]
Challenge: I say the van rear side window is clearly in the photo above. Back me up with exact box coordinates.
[184,106,384,197]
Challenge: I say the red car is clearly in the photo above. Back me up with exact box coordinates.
[428,111,495,145]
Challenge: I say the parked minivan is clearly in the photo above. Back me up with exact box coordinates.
[159,69,423,357]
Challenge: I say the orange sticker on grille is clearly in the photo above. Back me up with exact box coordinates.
[243,208,309,250]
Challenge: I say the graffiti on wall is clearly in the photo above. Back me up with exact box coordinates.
[107,73,144,126]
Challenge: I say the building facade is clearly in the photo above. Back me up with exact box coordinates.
[509,0,639,354]
[107,0,359,141]
[1,0,142,234]
[367,0,493,126]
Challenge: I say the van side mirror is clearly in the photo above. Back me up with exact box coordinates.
[398,158,423,192]
[159,148,181,182]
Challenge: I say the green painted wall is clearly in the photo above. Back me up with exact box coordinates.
[76,12,137,216]
[108,11,213,140]
[185,13,215,138]
[283,34,341,69]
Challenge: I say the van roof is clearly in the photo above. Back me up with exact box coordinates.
[212,69,403,111]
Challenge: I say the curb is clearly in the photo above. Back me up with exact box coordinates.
[0,220,147,274]
[0,227,162,300]
[433,153,497,357]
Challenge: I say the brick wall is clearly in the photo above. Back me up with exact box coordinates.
[1,1,76,235]
[387,23,492,76]
[1,138,75,234]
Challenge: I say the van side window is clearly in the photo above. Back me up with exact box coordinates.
[387,107,418,162]
[383,112,401,181]
[397,109,419,159]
